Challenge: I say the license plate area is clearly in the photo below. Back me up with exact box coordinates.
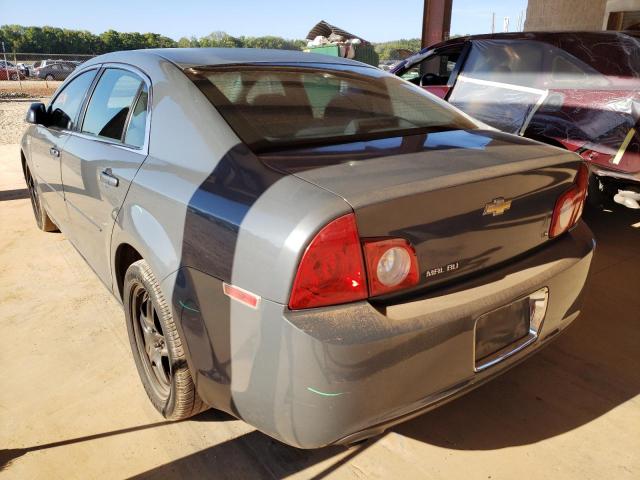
[474,287,549,372]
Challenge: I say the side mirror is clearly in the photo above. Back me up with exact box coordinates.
[26,102,47,125]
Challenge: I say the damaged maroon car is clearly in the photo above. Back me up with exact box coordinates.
[392,31,640,209]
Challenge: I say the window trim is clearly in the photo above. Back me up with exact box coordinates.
[72,62,153,154]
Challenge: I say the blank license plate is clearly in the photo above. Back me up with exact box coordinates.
[475,297,530,362]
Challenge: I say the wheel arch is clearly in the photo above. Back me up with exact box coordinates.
[114,242,143,300]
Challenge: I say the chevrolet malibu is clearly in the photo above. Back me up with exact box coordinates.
[21,49,594,449]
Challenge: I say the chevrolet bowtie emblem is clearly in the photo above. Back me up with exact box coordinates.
[483,197,512,216]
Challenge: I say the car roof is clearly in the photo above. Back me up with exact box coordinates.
[428,30,640,50]
[86,48,374,70]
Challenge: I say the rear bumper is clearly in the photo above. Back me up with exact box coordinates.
[190,222,594,449]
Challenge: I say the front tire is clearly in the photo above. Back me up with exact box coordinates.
[124,259,207,420]
[45,74,54,81]
[24,165,58,232]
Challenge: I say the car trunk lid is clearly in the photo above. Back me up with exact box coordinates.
[261,129,583,297]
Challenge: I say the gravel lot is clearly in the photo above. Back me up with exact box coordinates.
[0,80,61,98]
[0,101,32,144]
[0,81,58,144]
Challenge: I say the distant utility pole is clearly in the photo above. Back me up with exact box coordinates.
[517,10,524,31]
[492,12,495,33]
[503,16,510,33]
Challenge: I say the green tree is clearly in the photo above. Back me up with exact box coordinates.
[0,24,309,55]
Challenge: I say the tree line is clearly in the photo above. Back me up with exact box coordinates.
[0,25,306,54]
[0,24,425,61]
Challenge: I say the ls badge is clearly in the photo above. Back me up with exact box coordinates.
[483,197,512,216]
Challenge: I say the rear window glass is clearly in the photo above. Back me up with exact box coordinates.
[189,64,477,151]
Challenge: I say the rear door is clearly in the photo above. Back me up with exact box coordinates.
[61,66,150,285]
[29,68,98,227]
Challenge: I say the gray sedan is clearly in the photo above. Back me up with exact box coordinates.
[20,48,594,449]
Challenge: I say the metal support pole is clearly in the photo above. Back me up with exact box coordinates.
[13,52,22,91]
[421,0,453,49]
[2,42,10,82]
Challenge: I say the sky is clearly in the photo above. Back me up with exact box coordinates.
[1,0,529,42]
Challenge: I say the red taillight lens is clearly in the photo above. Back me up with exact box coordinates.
[288,213,368,310]
[549,164,589,238]
[363,239,419,296]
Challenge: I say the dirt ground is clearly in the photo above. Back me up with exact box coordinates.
[0,80,61,98]
[0,135,639,476]
[0,81,58,145]
[0,102,30,145]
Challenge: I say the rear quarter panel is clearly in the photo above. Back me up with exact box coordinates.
[110,54,241,295]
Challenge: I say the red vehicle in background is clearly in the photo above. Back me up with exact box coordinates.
[392,31,640,209]
[0,61,26,80]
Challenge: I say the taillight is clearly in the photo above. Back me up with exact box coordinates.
[288,213,420,310]
[549,164,589,238]
[288,213,367,310]
[363,238,419,296]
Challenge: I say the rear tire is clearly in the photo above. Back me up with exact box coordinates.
[45,74,54,81]
[24,165,58,232]
[9,73,18,81]
[124,259,207,420]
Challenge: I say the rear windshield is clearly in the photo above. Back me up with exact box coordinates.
[188,63,477,151]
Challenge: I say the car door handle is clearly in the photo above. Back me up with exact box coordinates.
[49,147,60,157]
[100,169,119,187]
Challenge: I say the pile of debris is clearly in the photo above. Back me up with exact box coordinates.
[304,20,379,66]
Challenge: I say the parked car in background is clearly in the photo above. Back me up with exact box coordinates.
[0,61,26,80]
[392,31,640,208]
[32,59,59,70]
[33,61,77,81]
[21,48,594,449]
[16,62,31,77]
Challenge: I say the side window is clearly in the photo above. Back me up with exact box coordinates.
[420,50,461,84]
[82,69,144,142]
[48,69,97,130]
[123,88,148,148]
[400,49,462,86]
[547,50,609,89]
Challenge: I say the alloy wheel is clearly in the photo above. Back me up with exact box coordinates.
[130,283,171,398]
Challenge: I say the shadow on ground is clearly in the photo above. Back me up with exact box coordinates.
[395,204,639,449]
